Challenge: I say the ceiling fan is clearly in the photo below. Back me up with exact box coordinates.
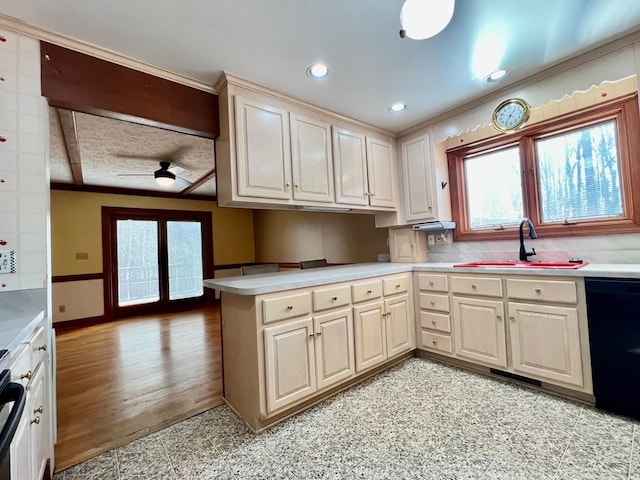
[117,160,192,187]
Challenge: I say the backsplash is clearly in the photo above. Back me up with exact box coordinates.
[425,232,640,264]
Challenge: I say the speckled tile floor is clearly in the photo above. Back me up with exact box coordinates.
[53,357,640,480]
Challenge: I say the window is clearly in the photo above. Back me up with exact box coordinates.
[447,94,640,241]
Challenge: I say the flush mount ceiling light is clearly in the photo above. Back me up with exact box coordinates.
[399,0,455,40]
[389,102,407,113]
[307,63,330,80]
[486,69,509,82]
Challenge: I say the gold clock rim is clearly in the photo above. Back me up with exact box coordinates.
[492,97,531,132]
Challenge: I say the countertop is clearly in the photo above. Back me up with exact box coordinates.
[204,262,640,295]
[0,288,47,352]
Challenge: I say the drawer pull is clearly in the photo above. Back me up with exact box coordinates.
[471,284,477,289]
[31,416,40,425]
[432,339,438,345]
[430,300,436,306]
[429,281,434,286]
[37,344,47,351]
[535,288,542,294]
[497,315,502,320]
[286,305,294,310]
[34,405,43,414]
[395,284,401,289]
[366,290,372,294]
[331,296,338,301]
[21,370,32,380]
[431,319,436,324]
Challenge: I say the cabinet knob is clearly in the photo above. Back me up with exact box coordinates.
[431,319,436,324]
[471,284,477,289]
[535,288,541,294]
[286,182,291,187]
[37,344,47,351]
[510,316,515,321]
[432,339,438,345]
[366,290,372,294]
[34,405,43,414]
[21,370,32,380]
[31,416,40,425]
[331,296,337,301]
[316,331,322,336]
[365,192,370,197]
[294,183,299,188]
[497,315,502,320]
[430,300,436,306]
[370,193,375,197]
[395,284,401,289]
[287,305,294,310]
[309,332,315,338]
[429,281,434,286]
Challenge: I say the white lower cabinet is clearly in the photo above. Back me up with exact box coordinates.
[452,296,507,368]
[314,308,355,390]
[264,317,317,414]
[353,300,386,372]
[508,302,583,386]
[385,294,412,358]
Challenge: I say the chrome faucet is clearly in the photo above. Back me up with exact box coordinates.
[519,218,537,261]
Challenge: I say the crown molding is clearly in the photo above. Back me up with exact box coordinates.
[0,13,216,94]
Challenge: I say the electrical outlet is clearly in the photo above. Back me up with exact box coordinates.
[428,235,435,246]
[58,305,66,313]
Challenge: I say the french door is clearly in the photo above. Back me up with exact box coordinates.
[103,207,214,319]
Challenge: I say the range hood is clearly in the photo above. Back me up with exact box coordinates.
[412,221,456,232]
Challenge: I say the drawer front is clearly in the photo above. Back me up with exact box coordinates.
[351,280,383,304]
[417,273,448,292]
[313,285,351,312]
[451,276,503,297]
[506,279,577,304]
[10,344,33,387]
[420,331,452,354]
[262,292,312,323]
[31,326,47,367]
[419,311,451,333]
[383,275,410,296]
[418,293,450,313]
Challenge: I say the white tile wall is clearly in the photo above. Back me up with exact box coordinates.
[0,28,47,292]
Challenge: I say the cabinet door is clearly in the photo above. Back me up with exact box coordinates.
[366,137,395,208]
[452,296,507,368]
[235,95,292,200]
[30,365,48,480]
[353,300,386,372]
[385,294,413,358]
[290,113,334,203]
[333,127,368,206]
[264,318,316,413]
[389,227,427,263]
[508,302,583,386]
[313,308,355,390]
[401,135,436,222]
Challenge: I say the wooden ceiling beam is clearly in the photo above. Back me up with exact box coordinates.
[181,168,216,195]
[57,108,84,185]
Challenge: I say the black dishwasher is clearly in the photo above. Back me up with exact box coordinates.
[585,277,640,420]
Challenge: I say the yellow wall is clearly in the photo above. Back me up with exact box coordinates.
[50,190,255,276]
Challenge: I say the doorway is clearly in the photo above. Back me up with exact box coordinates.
[102,207,214,319]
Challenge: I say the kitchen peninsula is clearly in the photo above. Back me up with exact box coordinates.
[205,262,640,430]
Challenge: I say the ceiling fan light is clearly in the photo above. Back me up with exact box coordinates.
[154,169,175,186]
[400,0,455,40]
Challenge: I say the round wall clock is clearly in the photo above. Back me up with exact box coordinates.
[492,98,531,132]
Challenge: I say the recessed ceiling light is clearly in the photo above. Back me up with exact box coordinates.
[486,69,509,82]
[389,103,407,113]
[307,63,330,80]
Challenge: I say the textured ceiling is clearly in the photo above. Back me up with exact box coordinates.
[49,110,217,196]
[4,0,640,132]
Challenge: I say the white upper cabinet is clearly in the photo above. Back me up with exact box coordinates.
[333,127,369,206]
[290,113,334,203]
[366,137,395,208]
[401,134,436,222]
[234,95,292,200]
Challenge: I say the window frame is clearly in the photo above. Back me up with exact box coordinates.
[446,94,640,242]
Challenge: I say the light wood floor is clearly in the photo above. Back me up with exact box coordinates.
[53,305,223,472]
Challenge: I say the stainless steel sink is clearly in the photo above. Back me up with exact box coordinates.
[453,261,588,269]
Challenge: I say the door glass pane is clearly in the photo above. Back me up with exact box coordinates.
[167,221,204,300]
[464,147,523,228]
[535,120,623,223]
[117,220,159,306]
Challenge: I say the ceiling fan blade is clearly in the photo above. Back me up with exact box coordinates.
[175,176,192,188]
[114,145,192,162]
[168,165,185,175]
[116,173,153,177]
